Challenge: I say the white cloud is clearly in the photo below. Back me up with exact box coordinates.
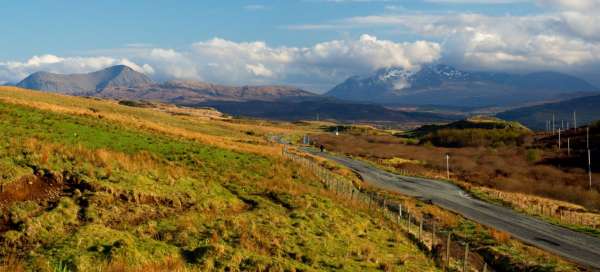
[244,4,267,11]
[425,0,529,3]
[285,1,600,79]
[0,36,441,92]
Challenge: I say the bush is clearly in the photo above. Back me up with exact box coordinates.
[526,149,541,163]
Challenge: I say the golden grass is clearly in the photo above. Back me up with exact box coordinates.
[477,186,600,228]
[0,87,312,157]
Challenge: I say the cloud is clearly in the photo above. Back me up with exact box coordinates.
[285,1,600,79]
[424,0,529,3]
[244,4,267,11]
[0,36,441,92]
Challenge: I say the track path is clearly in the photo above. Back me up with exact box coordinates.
[306,149,600,270]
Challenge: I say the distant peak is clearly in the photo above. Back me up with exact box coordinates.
[103,65,135,73]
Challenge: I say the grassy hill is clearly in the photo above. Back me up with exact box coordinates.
[0,87,437,271]
[407,116,531,147]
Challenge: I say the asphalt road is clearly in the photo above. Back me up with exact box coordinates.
[307,149,600,270]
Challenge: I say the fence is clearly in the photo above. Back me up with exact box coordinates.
[282,146,491,271]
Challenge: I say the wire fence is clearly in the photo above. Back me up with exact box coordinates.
[282,146,492,272]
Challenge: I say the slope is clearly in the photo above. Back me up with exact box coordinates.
[0,86,437,271]
[497,94,600,130]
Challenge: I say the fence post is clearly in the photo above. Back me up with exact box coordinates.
[431,221,436,250]
[463,243,469,272]
[398,204,402,224]
[407,212,411,233]
[446,232,451,271]
[418,218,423,241]
[483,263,487,272]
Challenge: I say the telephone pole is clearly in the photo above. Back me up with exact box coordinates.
[558,129,561,151]
[573,111,577,132]
[446,154,450,180]
[589,149,593,191]
[588,126,592,190]
[552,114,556,135]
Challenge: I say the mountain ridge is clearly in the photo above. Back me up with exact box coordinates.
[497,94,600,130]
[327,64,600,108]
[16,66,453,123]
[17,65,154,94]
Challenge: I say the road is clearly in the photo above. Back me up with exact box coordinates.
[307,149,600,270]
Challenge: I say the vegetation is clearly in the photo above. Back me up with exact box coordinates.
[360,187,577,271]
[311,125,600,210]
[410,116,531,147]
[0,87,437,271]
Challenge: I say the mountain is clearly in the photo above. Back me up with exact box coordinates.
[17,65,154,94]
[193,100,453,123]
[497,94,600,130]
[98,79,318,103]
[15,65,454,123]
[327,64,600,108]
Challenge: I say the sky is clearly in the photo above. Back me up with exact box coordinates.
[1,0,599,92]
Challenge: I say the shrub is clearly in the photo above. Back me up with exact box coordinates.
[526,149,541,163]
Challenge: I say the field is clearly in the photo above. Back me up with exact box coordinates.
[311,127,600,211]
[0,87,438,271]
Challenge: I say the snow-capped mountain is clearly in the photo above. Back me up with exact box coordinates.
[326,64,600,107]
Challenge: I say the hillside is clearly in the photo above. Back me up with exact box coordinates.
[404,116,531,147]
[497,94,600,130]
[98,79,319,103]
[195,100,454,124]
[327,64,599,108]
[17,65,154,94]
[0,86,437,271]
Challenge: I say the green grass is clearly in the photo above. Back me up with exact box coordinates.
[0,95,437,271]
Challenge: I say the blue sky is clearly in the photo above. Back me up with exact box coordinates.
[0,0,539,59]
[1,0,599,92]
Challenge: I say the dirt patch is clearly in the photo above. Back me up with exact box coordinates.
[0,172,65,209]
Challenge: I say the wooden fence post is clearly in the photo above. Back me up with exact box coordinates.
[431,221,436,249]
[418,219,423,241]
[463,243,469,272]
[398,204,402,224]
[407,212,411,233]
[446,232,451,270]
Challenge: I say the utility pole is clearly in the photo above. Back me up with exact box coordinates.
[558,129,561,151]
[589,149,593,191]
[573,111,577,132]
[446,154,450,180]
[587,126,590,149]
[568,138,571,156]
[552,114,556,135]
[588,126,592,191]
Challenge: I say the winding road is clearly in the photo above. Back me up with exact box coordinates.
[306,149,600,270]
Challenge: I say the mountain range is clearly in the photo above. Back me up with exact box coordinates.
[15,65,449,123]
[497,94,600,130]
[17,65,317,103]
[327,64,600,108]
